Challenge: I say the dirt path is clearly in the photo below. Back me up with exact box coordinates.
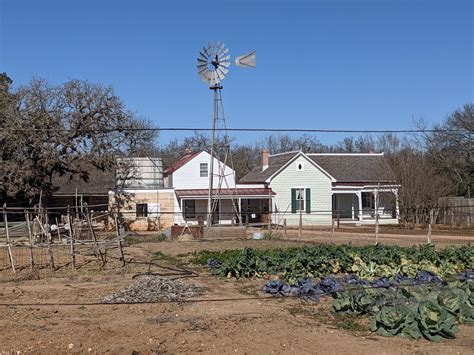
[1,240,473,354]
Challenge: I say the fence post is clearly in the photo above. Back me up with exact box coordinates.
[36,215,54,271]
[427,208,433,244]
[298,210,303,240]
[67,207,76,271]
[375,209,379,246]
[157,215,161,235]
[25,210,35,271]
[283,218,287,239]
[331,217,335,243]
[337,213,340,229]
[3,204,16,273]
[114,214,125,267]
[55,217,61,242]
[85,203,105,266]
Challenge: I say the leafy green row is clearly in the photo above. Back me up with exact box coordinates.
[333,281,474,341]
[193,245,474,284]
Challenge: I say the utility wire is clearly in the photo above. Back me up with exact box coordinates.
[0,127,463,133]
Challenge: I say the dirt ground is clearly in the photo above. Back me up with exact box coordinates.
[1,235,474,354]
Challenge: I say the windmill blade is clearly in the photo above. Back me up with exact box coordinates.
[219,54,230,62]
[199,51,208,60]
[217,66,229,76]
[219,61,230,68]
[235,51,256,68]
[197,58,207,64]
[217,43,226,56]
[216,69,225,81]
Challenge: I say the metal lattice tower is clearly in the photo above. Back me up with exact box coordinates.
[196,41,256,227]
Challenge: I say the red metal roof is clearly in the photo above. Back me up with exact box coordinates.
[175,188,275,198]
[163,151,201,175]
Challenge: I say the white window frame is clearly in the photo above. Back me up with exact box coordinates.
[200,163,208,177]
[295,188,306,212]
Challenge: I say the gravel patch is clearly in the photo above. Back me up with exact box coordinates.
[102,276,205,303]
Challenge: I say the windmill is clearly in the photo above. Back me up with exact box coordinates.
[196,41,256,228]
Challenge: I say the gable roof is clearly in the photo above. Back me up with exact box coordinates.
[239,151,396,183]
[163,151,201,175]
[308,154,396,182]
[239,152,296,183]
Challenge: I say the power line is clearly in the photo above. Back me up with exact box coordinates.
[0,127,463,133]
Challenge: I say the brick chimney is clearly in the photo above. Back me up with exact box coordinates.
[262,148,269,171]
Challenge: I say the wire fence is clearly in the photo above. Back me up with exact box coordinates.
[0,199,472,275]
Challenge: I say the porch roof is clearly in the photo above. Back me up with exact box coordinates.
[175,188,275,198]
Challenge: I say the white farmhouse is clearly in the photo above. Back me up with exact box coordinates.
[239,150,400,226]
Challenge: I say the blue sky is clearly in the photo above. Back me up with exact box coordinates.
[1,0,472,145]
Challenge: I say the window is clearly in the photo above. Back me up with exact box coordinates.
[200,163,208,177]
[291,188,311,214]
[184,200,196,219]
[136,203,148,217]
[296,188,305,211]
[362,193,374,209]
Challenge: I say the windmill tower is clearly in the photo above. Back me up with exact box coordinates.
[196,42,256,227]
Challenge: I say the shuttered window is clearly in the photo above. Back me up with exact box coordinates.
[291,188,311,214]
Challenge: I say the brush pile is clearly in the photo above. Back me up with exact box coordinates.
[102,276,205,303]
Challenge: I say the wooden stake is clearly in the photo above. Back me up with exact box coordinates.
[114,215,125,267]
[331,217,335,243]
[375,210,379,246]
[85,204,105,265]
[25,210,35,271]
[427,208,433,244]
[3,204,16,273]
[283,218,287,239]
[298,210,302,240]
[36,216,54,271]
[67,208,76,271]
[55,217,61,242]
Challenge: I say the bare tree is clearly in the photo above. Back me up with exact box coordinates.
[417,104,473,198]
[0,75,157,200]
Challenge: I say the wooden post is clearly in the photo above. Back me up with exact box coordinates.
[36,216,54,271]
[331,217,335,243]
[268,190,272,232]
[55,217,61,242]
[427,208,433,244]
[298,210,302,240]
[337,213,340,229]
[25,210,35,271]
[67,208,76,271]
[114,215,125,267]
[85,204,105,265]
[375,209,379,246]
[3,204,15,273]
[283,218,287,239]
[157,215,161,234]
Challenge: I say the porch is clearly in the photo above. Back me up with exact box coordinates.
[332,187,399,224]
[174,188,275,226]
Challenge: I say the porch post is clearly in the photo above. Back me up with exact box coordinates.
[357,191,363,221]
